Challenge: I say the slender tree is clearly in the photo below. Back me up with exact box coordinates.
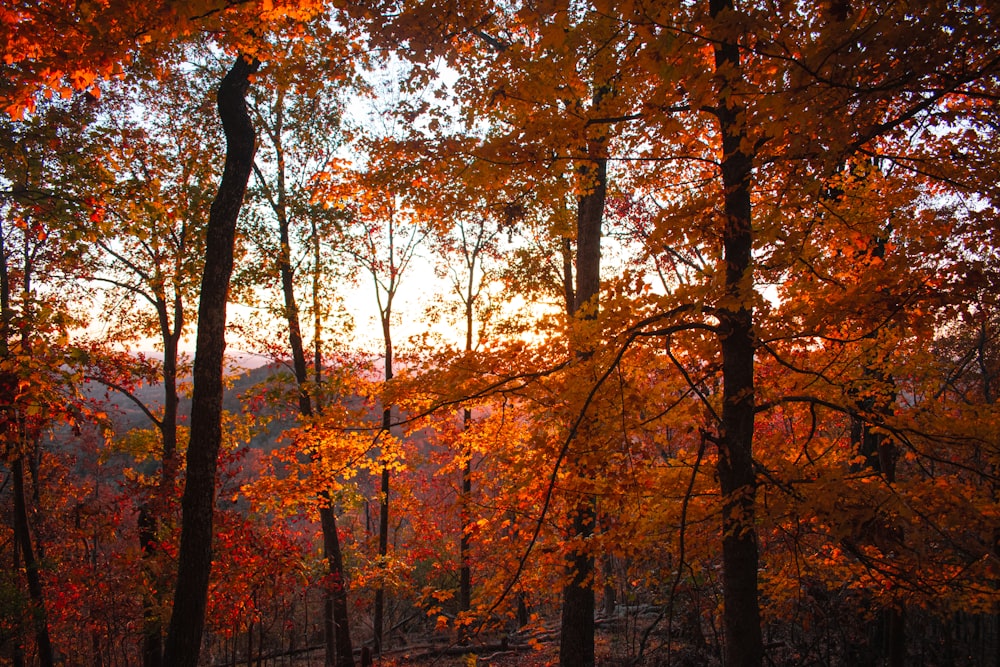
[163,53,258,667]
[245,37,356,663]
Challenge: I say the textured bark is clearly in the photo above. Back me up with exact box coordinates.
[711,1,764,666]
[558,145,606,667]
[162,54,258,667]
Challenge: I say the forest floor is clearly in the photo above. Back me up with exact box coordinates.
[281,630,620,666]
[253,615,664,666]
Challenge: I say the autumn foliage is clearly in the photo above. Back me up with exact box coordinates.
[2,1,1000,666]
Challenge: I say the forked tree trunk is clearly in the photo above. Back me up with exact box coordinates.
[163,54,258,667]
[710,1,764,666]
[458,247,482,638]
[272,137,355,666]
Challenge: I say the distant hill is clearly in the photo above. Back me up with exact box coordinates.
[92,361,299,443]
[89,358,427,463]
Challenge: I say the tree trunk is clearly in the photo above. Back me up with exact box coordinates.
[141,297,181,667]
[459,410,472,639]
[163,54,258,667]
[12,457,54,667]
[160,296,182,485]
[374,459,390,654]
[1,214,53,666]
[139,505,163,667]
[273,147,355,666]
[558,137,607,667]
[459,277,476,639]
[710,1,764,666]
[853,374,904,667]
[374,324,393,654]
[320,503,355,666]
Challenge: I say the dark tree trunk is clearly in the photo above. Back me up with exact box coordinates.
[1,215,52,666]
[320,503,355,666]
[374,455,390,654]
[458,410,472,639]
[458,278,476,640]
[12,457,54,667]
[159,295,182,485]
[853,375,904,667]
[374,328,393,654]
[602,555,616,617]
[139,505,163,667]
[163,54,258,667]
[710,1,764,666]
[558,141,607,667]
[141,296,181,667]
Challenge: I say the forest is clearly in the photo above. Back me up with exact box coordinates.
[2,1,999,666]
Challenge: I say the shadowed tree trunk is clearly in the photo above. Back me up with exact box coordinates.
[851,351,904,667]
[1,212,54,667]
[11,457,53,667]
[710,1,764,666]
[374,345,392,655]
[141,263,185,667]
[559,135,607,667]
[163,53,258,667]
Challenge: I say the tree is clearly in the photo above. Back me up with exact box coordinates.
[430,209,500,636]
[336,158,428,653]
[242,25,357,664]
[162,53,259,667]
[0,95,110,666]
[348,2,1000,665]
[77,57,223,665]
[4,1,1000,664]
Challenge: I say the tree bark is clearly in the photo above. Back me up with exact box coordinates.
[163,54,258,667]
[558,140,606,667]
[710,1,764,666]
